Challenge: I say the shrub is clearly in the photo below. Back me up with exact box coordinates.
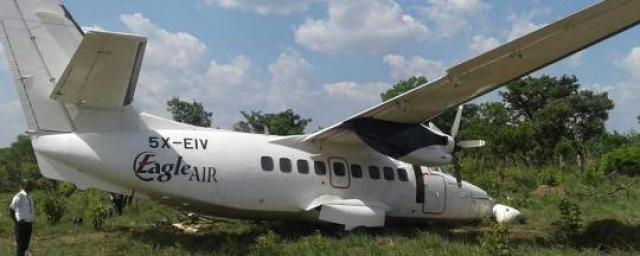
[480,223,512,256]
[58,182,77,197]
[84,192,112,230]
[250,230,282,256]
[598,145,640,176]
[42,194,67,225]
[553,199,583,246]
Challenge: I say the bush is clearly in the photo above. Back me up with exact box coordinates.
[480,223,512,256]
[41,194,67,225]
[598,145,640,176]
[553,199,583,246]
[84,192,112,230]
[58,182,77,198]
[250,230,282,256]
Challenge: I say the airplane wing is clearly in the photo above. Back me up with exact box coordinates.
[302,0,640,145]
[51,31,147,108]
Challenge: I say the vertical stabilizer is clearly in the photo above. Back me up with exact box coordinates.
[0,0,82,132]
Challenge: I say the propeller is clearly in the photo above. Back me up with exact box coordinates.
[448,105,485,187]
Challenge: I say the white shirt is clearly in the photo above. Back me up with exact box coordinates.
[9,190,35,223]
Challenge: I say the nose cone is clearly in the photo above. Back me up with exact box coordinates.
[493,204,522,224]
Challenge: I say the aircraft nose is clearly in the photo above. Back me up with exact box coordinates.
[468,185,494,218]
[493,204,522,224]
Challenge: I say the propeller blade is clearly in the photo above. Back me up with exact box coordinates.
[453,155,462,187]
[451,105,464,138]
[428,122,442,133]
[457,140,486,148]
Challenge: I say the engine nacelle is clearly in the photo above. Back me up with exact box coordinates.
[397,146,452,166]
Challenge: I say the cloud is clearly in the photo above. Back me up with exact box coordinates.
[82,25,106,32]
[295,0,430,53]
[383,54,445,81]
[588,82,640,133]
[594,47,640,132]
[506,9,547,41]
[422,0,489,38]
[205,56,252,88]
[203,0,322,15]
[469,35,500,55]
[567,51,584,68]
[266,51,313,111]
[617,47,640,80]
[121,13,207,70]
[0,100,26,146]
[116,13,261,127]
[324,82,387,102]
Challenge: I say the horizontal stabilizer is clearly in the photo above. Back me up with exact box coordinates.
[51,31,146,108]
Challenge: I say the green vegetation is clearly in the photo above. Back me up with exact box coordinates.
[1,75,640,255]
[167,97,214,127]
[480,224,512,256]
[598,143,640,176]
[233,109,312,135]
[2,167,640,255]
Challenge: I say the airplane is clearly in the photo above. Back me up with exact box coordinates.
[1,0,639,231]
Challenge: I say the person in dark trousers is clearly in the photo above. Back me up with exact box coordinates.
[9,179,35,256]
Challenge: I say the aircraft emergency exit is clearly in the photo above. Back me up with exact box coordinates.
[1,0,639,230]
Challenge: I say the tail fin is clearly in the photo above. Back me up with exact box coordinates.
[0,0,82,133]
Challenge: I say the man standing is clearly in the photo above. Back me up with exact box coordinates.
[9,179,35,256]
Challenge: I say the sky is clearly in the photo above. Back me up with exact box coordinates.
[1,0,639,146]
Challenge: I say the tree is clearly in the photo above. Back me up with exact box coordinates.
[166,97,213,127]
[501,75,579,122]
[0,135,43,192]
[499,75,613,165]
[380,76,427,102]
[233,109,312,136]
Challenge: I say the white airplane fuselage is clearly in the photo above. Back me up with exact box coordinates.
[32,124,495,224]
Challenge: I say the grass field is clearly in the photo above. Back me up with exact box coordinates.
[1,166,640,255]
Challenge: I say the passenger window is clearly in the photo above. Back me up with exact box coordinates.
[280,158,292,173]
[333,162,346,176]
[397,168,408,182]
[314,161,327,175]
[297,160,309,174]
[369,166,380,180]
[351,164,362,178]
[383,167,395,180]
[261,156,273,171]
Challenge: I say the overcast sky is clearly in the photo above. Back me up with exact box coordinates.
[1,0,639,146]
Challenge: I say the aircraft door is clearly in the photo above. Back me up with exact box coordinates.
[422,168,446,213]
[328,158,350,189]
